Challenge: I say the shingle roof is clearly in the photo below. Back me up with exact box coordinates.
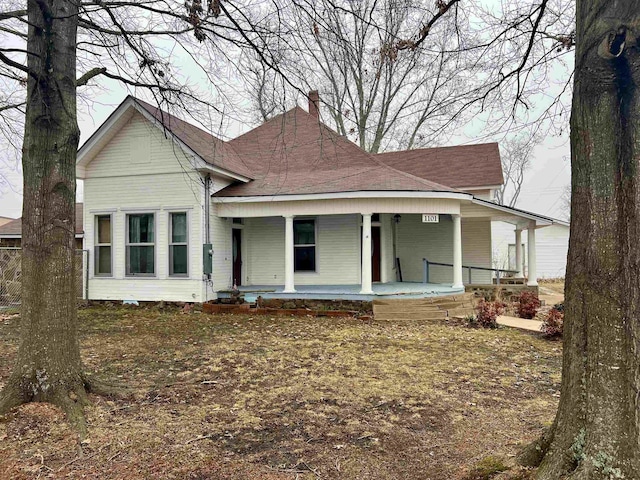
[376,143,503,189]
[0,204,84,236]
[215,107,461,197]
[133,98,254,179]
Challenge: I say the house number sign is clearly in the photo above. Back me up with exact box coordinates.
[422,214,439,223]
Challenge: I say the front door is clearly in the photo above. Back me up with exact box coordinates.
[372,226,381,282]
[362,226,382,283]
[232,228,242,287]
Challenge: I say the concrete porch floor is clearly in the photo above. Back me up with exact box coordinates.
[218,282,464,302]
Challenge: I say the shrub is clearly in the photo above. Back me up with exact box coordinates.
[516,291,541,319]
[475,299,505,329]
[553,302,564,312]
[541,307,564,338]
[464,314,478,328]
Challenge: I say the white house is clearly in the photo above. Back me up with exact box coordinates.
[76,93,564,303]
[492,220,570,279]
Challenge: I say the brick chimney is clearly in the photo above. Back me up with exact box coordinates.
[308,90,320,118]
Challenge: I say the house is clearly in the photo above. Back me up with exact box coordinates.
[492,219,570,279]
[75,92,564,303]
[0,204,84,248]
[0,216,14,228]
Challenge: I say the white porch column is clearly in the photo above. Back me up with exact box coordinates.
[360,213,373,294]
[527,221,538,286]
[515,229,523,277]
[284,215,296,293]
[452,214,464,289]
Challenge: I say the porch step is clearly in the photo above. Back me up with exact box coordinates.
[375,310,448,321]
[372,293,476,322]
[447,308,475,318]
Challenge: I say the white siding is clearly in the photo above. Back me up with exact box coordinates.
[492,222,569,279]
[463,189,494,201]
[243,215,361,286]
[396,215,492,284]
[84,111,208,302]
[380,214,395,283]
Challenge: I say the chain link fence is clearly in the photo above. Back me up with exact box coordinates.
[0,248,88,314]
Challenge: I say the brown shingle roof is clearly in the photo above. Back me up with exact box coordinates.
[216,108,461,197]
[376,143,503,189]
[133,98,254,179]
[0,204,84,236]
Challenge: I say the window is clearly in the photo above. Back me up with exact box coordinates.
[169,212,188,276]
[95,215,112,276]
[294,219,316,272]
[126,213,155,276]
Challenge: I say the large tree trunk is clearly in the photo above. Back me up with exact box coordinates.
[522,1,640,478]
[0,0,88,434]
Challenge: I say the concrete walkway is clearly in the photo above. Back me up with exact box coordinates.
[497,315,543,332]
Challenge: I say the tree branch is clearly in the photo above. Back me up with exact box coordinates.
[0,10,27,21]
[76,67,107,86]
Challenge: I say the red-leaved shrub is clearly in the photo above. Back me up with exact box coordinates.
[541,307,564,337]
[474,299,505,328]
[516,291,541,319]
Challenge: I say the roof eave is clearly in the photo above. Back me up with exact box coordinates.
[471,198,553,226]
[212,190,473,203]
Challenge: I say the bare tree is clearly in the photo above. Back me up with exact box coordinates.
[242,0,575,154]
[517,2,640,477]
[495,134,540,207]
[0,0,291,436]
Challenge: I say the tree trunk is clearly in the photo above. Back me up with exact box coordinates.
[0,0,88,434]
[524,1,640,478]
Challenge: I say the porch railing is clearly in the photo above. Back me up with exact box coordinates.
[422,258,519,285]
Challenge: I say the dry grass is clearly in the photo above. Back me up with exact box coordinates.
[0,306,562,479]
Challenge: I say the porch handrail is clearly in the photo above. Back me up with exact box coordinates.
[422,258,519,285]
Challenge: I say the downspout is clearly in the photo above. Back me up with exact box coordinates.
[204,174,211,245]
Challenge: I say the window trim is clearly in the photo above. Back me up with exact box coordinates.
[169,211,189,278]
[293,217,317,273]
[94,214,113,277]
[126,212,157,277]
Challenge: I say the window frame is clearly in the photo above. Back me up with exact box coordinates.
[293,218,317,273]
[94,214,113,277]
[169,211,189,277]
[125,212,156,277]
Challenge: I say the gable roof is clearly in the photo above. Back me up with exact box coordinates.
[376,143,503,189]
[132,98,254,180]
[0,204,84,237]
[216,107,462,197]
[77,96,252,181]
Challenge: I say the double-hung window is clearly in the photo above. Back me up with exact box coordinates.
[126,213,155,276]
[95,215,112,276]
[294,219,316,272]
[169,212,188,276]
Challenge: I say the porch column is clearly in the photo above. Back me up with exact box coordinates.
[515,228,523,277]
[527,221,538,286]
[284,215,296,293]
[452,214,464,289]
[360,213,373,294]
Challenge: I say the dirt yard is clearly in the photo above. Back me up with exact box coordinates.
[0,306,562,479]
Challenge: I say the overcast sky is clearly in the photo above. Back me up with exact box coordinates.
[0,0,573,221]
[0,88,572,221]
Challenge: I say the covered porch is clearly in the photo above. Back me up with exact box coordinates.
[212,194,553,301]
